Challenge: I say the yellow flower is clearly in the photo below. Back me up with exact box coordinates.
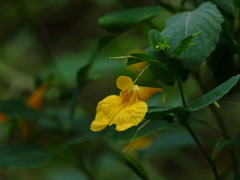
[90,76,164,132]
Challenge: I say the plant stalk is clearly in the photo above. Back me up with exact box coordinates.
[184,123,220,180]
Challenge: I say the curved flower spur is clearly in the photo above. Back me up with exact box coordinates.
[90,76,164,131]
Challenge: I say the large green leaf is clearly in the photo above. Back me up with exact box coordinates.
[99,6,164,33]
[0,144,53,168]
[189,74,240,111]
[161,2,224,68]
[0,99,44,119]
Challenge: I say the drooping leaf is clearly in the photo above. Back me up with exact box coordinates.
[122,154,149,180]
[212,133,240,160]
[0,99,44,119]
[99,6,164,33]
[0,144,53,169]
[161,2,224,68]
[148,29,170,51]
[189,74,240,111]
[137,132,196,160]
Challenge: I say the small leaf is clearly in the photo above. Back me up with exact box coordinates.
[99,6,164,33]
[171,32,200,57]
[148,29,170,51]
[161,2,224,68]
[212,133,240,160]
[189,74,240,111]
[127,53,168,70]
[0,144,53,169]
[122,154,149,180]
[109,56,133,60]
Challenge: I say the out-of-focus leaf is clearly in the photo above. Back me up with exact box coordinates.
[212,133,240,160]
[189,74,240,111]
[99,6,164,33]
[148,29,170,51]
[0,144,53,169]
[161,2,224,68]
[122,154,149,180]
[0,99,44,119]
[233,0,240,8]
[61,132,103,149]
[137,132,196,160]
[97,35,114,51]
[213,0,235,17]
[107,119,181,144]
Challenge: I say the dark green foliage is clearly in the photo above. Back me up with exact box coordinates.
[98,6,164,33]
[0,144,53,168]
[122,154,149,180]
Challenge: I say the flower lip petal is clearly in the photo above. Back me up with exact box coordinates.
[116,76,134,91]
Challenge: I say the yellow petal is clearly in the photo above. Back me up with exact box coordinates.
[138,86,164,102]
[116,76,134,91]
[113,101,147,131]
[90,95,122,131]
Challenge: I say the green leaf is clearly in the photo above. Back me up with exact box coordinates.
[147,47,189,86]
[212,133,240,160]
[0,99,44,119]
[171,32,200,57]
[189,74,240,111]
[148,29,170,51]
[0,144,53,169]
[137,132,196,160]
[213,0,235,17]
[233,0,240,8]
[97,35,114,51]
[99,6,164,33]
[146,106,190,125]
[107,119,181,144]
[122,154,149,180]
[127,53,168,70]
[61,132,103,149]
[161,2,224,68]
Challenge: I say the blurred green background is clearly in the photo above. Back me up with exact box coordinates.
[0,0,239,180]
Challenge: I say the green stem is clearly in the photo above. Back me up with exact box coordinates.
[192,71,239,178]
[177,79,186,107]
[122,120,150,154]
[184,123,220,180]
